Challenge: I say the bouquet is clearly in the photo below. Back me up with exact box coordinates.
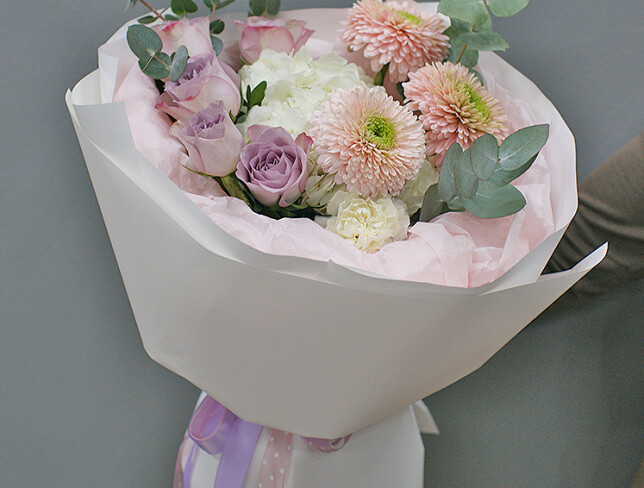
[67,0,606,485]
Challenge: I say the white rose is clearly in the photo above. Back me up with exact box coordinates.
[325,191,409,252]
[398,157,440,214]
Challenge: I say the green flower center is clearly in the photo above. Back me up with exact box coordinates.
[364,115,396,150]
[464,84,491,120]
[396,10,421,25]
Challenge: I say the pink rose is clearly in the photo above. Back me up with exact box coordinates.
[170,102,245,177]
[156,52,241,120]
[153,17,213,56]
[234,17,314,64]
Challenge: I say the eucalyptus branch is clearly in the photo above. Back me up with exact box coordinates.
[138,0,165,20]
[456,44,468,64]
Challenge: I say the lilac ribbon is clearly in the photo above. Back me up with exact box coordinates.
[184,396,263,488]
[181,395,353,488]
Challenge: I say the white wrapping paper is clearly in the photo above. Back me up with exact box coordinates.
[67,5,606,438]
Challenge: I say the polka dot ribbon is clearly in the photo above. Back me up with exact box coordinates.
[257,429,293,488]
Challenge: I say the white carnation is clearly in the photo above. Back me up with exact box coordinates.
[238,48,371,137]
[324,191,409,252]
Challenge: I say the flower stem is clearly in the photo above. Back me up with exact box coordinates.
[456,44,468,64]
[139,0,165,20]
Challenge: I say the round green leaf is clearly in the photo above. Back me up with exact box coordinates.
[459,30,509,51]
[455,148,479,200]
[470,133,499,180]
[438,0,490,26]
[487,0,529,17]
[140,52,171,79]
[499,124,549,170]
[169,45,188,82]
[462,184,526,218]
[211,35,223,54]
[171,0,198,15]
[210,19,225,35]
[127,25,162,63]
[419,184,447,222]
[438,143,462,201]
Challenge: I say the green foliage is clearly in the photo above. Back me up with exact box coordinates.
[127,24,163,65]
[171,0,198,16]
[127,24,189,81]
[137,14,157,24]
[210,19,225,34]
[211,35,224,54]
[249,0,280,17]
[440,0,528,70]
[419,124,549,221]
[235,81,267,123]
[438,0,490,25]
[169,45,189,81]
[487,0,529,17]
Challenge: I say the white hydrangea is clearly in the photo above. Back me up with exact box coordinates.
[237,48,372,137]
[324,191,410,252]
[397,157,440,214]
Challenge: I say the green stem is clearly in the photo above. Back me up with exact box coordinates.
[456,43,468,64]
[138,0,165,20]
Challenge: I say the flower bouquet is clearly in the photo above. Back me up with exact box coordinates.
[67,0,606,486]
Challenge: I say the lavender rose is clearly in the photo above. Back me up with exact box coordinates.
[236,125,312,207]
[234,17,314,64]
[170,102,245,177]
[153,18,213,56]
[156,52,241,120]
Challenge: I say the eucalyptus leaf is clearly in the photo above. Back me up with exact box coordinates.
[171,0,198,15]
[482,153,537,189]
[498,123,549,170]
[210,19,225,34]
[137,15,157,24]
[469,133,498,180]
[211,35,223,54]
[165,14,180,21]
[462,184,526,218]
[203,0,215,7]
[140,52,171,79]
[127,24,163,64]
[438,0,490,26]
[448,42,479,67]
[446,197,465,211]
[487,0,529,17]
[459,30,509,51]
[253,0,280,16]
[454,148,479,199]
[169,45,188,81]
[438,143,462,201]
[126,0,139,9]
[419,184,446,222]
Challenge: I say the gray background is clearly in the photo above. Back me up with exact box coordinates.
[1,0,642,486]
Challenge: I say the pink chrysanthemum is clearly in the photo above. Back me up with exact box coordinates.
[310,86,425,198]
[403,61,509,162]
[342,0,450,83]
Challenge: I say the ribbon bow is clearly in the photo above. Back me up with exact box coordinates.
[176,395,351,488]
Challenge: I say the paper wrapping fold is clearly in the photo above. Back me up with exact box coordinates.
[66,6,606,438]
